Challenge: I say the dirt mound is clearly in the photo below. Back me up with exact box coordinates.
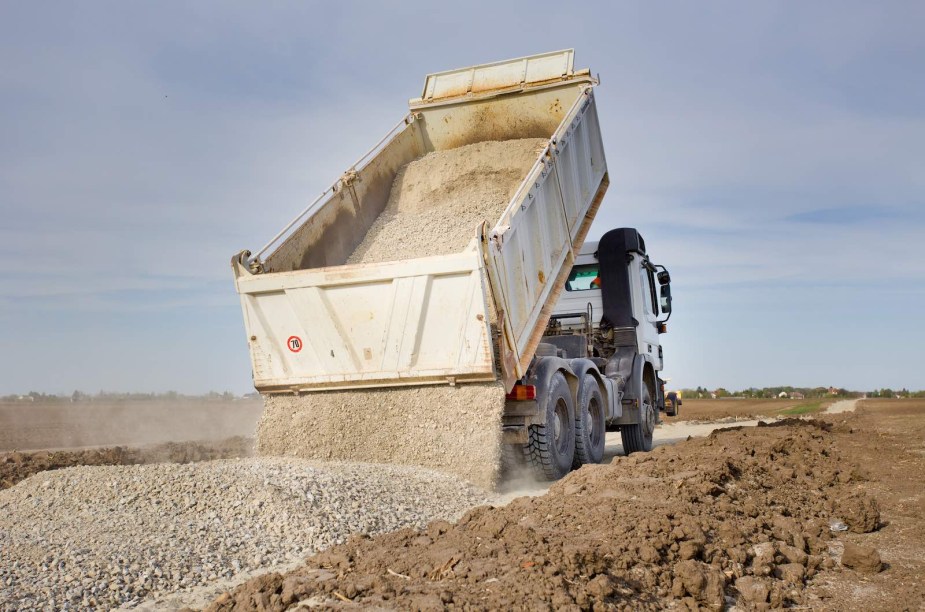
[346,139,546,265]
[205,419,880,610]
[0,437,253,490]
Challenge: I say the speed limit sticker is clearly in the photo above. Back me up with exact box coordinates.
[287,336,303,353]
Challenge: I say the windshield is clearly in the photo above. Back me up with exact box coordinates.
[565,264,600,291]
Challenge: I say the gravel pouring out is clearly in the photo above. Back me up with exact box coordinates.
[257,139,546,489]
[0,459,491,610]
[257,383,506,489]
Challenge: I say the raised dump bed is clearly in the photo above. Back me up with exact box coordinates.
[233,50,608,394]
[231,50,609,487]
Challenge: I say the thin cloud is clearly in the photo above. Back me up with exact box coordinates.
[785,206,899,224]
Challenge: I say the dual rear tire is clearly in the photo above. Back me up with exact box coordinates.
[524,372,575,480]
[621,383,655,453]
[519,372,606,481]
[573,375,605,467]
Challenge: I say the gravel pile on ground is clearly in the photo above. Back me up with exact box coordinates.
[346,138,546,265]
[0,458,491,610]
[257,383,505,490]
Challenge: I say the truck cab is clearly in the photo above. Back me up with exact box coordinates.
[502,228,674,479]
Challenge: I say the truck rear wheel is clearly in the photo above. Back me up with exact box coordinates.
[526,371,575,480]
[621,383,655,454]
[573,375,605,467]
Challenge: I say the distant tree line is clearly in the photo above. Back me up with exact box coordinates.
[676,386,870,399]
[866,388,924,398]
[0,390,252,403]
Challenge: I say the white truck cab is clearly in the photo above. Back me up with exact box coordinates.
[503,228,674,479]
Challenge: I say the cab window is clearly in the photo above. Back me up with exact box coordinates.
[565,264,600,291]
[639,266,659,315]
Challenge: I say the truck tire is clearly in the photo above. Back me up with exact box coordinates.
[573,375,605,467]
[622,383,655,454]
[526,371,576,480]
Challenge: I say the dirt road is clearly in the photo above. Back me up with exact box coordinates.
[824,398,859,414]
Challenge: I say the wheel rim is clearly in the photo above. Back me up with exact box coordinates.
[641,390,655,439]
[554,398,569,454]
[589,397,603,447]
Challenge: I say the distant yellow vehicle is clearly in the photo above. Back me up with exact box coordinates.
[666,390,682,416]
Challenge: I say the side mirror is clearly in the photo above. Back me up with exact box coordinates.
[659,283,672,314]
[657,270,671,285]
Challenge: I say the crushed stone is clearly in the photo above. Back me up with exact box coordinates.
[346,138,546,265]
[0,458,491,611]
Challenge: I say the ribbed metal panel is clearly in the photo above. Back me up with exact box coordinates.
[612,327,637,347]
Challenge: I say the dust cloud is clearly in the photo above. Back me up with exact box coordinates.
[0,398,264,452]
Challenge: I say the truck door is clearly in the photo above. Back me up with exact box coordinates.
[635,257,662,371]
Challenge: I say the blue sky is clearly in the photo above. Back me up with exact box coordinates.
[1,1,923,394]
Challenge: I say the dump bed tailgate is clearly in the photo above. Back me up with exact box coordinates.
[233,251,495,392]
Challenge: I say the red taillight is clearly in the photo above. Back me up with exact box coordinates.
[506,384,537,401]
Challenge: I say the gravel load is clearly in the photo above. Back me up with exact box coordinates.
[0,458,492,611]
[346,138,547,265]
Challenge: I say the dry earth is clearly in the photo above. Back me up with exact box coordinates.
[802,399,925,610]
[200,400,925,611]
[663,398,837,423]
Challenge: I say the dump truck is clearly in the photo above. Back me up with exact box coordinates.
[231,50,675,485]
